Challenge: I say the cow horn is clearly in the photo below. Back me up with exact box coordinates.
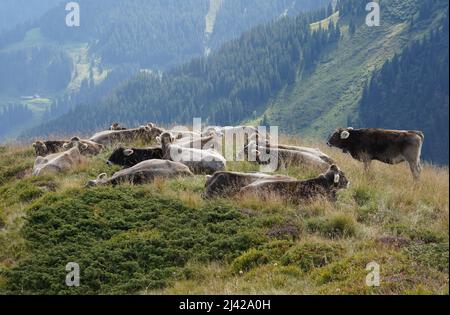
[156,136,161,144]
[97,173,108,180]
[148,123,155,128]
[124,149,134,156]
[340,131,350,139]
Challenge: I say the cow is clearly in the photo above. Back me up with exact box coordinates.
[327,128,424,179]
[175,134,221,151]
[32,140,67,157]
[106,146,164,168]
[62,137,104,156]
[239,139,334,165]
[168,130,202,140]
[110,122,127,130]
[33,145,84,176]
[242,141,331,171]
[86,159,193,187]
[239,165,349,203]
[89,123,164,147]
[202,171,295,199]
[157,132,226,175]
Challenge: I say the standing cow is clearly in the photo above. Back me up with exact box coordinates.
[327,128,424,179]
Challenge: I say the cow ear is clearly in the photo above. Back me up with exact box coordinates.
[124,149,134,156]
[340,130,350,139]
[32,142,37,148]
[62,143,69,149]
[334,174,340,184]
[81,143,89,150]
[330,164,339,172]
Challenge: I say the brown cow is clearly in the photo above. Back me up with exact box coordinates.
[239,165,349,203]
[33,140,67,157]
[327,128,424,179]
[202,171,295,199]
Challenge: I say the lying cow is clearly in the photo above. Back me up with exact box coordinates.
[158,132,226,175]
[239,165,349,203]
[33,140,67,157]
[239,139,333,165]
[33,145,84,176]
[244,142,331,171]
[175,134,221,151]
[62,137,104,156]
[327,128,424,179]
[107,146,163,168]
[86,159,193,187]
[90,123,164,147]
[202,171,295,199]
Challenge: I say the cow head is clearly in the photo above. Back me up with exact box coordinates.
[323,164,349,189]
[33,141,47,156]
[147,123,164,140]
[110,122,125,130]
[85,173,108,188]
[63,137,89,151]
[156,132,175,147]
[327,128,354,151]
[106,147,135,166]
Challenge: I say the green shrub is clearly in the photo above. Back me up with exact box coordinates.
[404,243,449,273]
[260,240,295,260]
[387,223,447,244]
[231,248,270,273]
[280,241,344,272]
[4,187,265,294]
[307,214,357,238]
[353,186,376,207]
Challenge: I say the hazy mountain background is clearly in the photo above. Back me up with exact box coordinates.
[1,0,449,164]
[0,0,329,141]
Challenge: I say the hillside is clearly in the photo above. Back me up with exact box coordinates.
[0,135,448,294]
[28,0,449,164]
[0,0,330,142]
[358,13,449,165]
[0,0,63,33]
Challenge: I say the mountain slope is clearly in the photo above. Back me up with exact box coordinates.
[0,0,63,33]
[358,12,449,165]
[29,0,449,164]
[0,138,448,294]
[266,0,448,140]
[1,0,331,141]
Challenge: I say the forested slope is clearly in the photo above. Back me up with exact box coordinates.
[1,0,330,141]
[358,11,449,164]
[29,0,449,164]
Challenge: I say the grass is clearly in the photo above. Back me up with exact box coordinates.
[0,135,448,295]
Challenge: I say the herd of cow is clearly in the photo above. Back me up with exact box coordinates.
[31,122,425,204]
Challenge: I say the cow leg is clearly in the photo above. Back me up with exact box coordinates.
[408,160,421,180]
[363,159,371,172]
